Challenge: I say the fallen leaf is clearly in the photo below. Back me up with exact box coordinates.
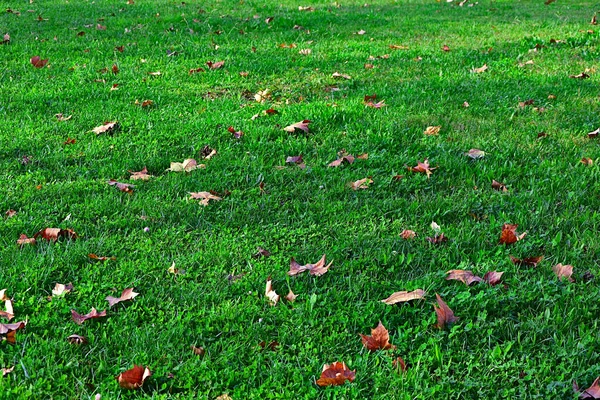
[215,395,232,400]
[189,191,222,206]
[349,177,373,190]
[285,290,298,302]
[389,44,408,50]
[570,72,590,79]
[284,120,311,133]
[471,64,488,73]
[55,113,72,121]
[365,100,386,108]
[492,179,508,192]
[116,365,151,390]
[430,221,441,232]
[328,155,355,167]
[466,149,485,159]
[106,288,138,308]
[393,357,407,372]
[510,255,543,267]
[200,145,217,159]
[2,366,14,376]
[442,44,450,51]
[381,289,426,305]
[578,376,600,399]
[258,340,280,350]
[265,16,274,24]
[299,48,312,55]
[332,72,352,79]
[588,128,600,138]
[5,209,16,218]
[16,234,36,246]
[553,263,574,282]
[499,223,526,245]
[446,270,483,286]
[253,247,271,258]
[360,321,396,351]
[52,283,74,297]
[206,60,224,69]
[254,89,271,103]
[112,64,119,74]
[434,293,458,329]
[400,229,416,239]
[96,23,106,30]
[426,233,448,244]
[167,159,200,172]
[30,55,48,68]
[89,254,116,261]
[286,155,305,168]
[544,0,556,4]
[67,334,87,345]
[288,255,332,276]
[423,126,441,136]
[129,167,153,180]
[71,308,107,325]
[581,157,594,166]
[147,71,161,76]
[265,278,280,305]
[316,362,356,387]
[1,33,10,44]
[92,121,119,135]
[191,345,205,356]
[364,63,374,69]
[227,126,243,138]
[189,67,204,74]
[298,6,314,11]
[34,228,77,241]
[483,271,504,286]
[108,180,134,193]
[134,99,153,108]
[408,159,436,178]
[0,321,26,335]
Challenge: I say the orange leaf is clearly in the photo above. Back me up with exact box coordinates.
[116,365,151,389]
[408,159,436,178]
[499,223,526,245]
[360,321,396,351]
[509,255,543,267]
[400,229,416,239]
[34,228,77,241]
[316,362,356,387]
[434,293,458,329]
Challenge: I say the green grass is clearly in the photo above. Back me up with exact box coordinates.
[2,0,600,398]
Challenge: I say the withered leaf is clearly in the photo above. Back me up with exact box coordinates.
[389,44,408,50]
[108,180,134,193]
[366,100,386,108]
[206,60,224,70]
[298,6,314,11]
[89,254,116,261]
[509,255,543,267]
[30,55,48,68]
[227,126,243,138]
[189,191,222,206]
[285,155,305,168]
[471,64,488,73]
[129,167,153,181]
[67,334,87,345]
[288,255,332,276]
[466,149,485,159]
[588,128,600,138]
[328,155,355,167]
[499,223,526,245]
[381,289,426,305]
[408,159,436,178]
[71,308,107,325]
[393,357,407,372]
[258,341,280,350]
[252,247,271,258]
[426,233,448,244]
[92,121,119,135]
[1,33,9,44]
[581,157,594,166]
[55,113,72,121]
[34,228,77,241]
[1,366,14,376]
[553,263,574,282]
[0,321,26,335]
[189,67,204,74]
[254,89,271,103]
[483,271,504,286]
[265,278,280,305]
[17,234,36,246]
[52,283,74,297]
[570,72,590,79]
[360,321,396,351]
[316,362,356,387]
[332,72,352,80]
[400,229,416,239]
[134,99,153,108]
[446,270,483,286]
[106,288,138,308]
[298,48,312,55]
[191,345,205,356]
[423,126,441,136]
[579,376,600,399]
[434,293,458,329]
[285,290,298,302]
[492,179,508,192]
[283,120,311,133]
[200,145,217,159]
[442,44,450,51]
[116,365,151,390]
[5,209,16,218]
[167,158,201,172]
[350,177,372,190]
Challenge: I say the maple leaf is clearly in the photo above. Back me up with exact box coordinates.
[360,321,396,351]
[108,180,134,193]
[328,155,355,167]
[483,271,504,286]
[423,126,441,136]
[34,228,77,241]
[129,167,153,181]
[227,126,243,138]
[434,294,458,329]
[466,149,485,159]
[471,64,488,73]
[16,234,36,246]
[400,229,416,239]
[285,290,298,302]
[92,121,119,135]
[30,56,48,68]
[492,179,508,192]
[52,283,74,297]
[106,288,138,307]
[553,263,574,282]
[265,278,280,305]
[206,60,224,69]
[67,334,87,345]
[189,192,222,206]
[509,255,543,267]
[116,365,151,390]
[570,72,590,79]
[288,255,332,276]
[349,177,373,190]
[408,159,436,178]
[381,289,426,305]
[316,362,356,387]
[71,308,107,325]
[332,72,352,79]
[499,223,526,245]
[446,270,483,286]
[167,159,201,172]
[284,120,311,133]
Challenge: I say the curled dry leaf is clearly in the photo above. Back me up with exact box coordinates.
[2,366,14,376]
[5,209,16,218]
[553,263,574,282]
[106,288,138,308]
[393,357,407,372]
[265,277,280,305]
[167,159,200,172]
[492,179,508,192]
[206,60,224,70]
[189,191,222,206]
[381,289,426,305]
[116,365,151,390]
[252,247,271,258]
[471,64,488,73]
[228,126,243,138]
[499,223,526,245]
[283,120,311,133]
[108,180,134,193]
[400,229,416,239]
[328,154,355,167]
[350,177,373,190]
[134,99,153,108]
[92,121,119,135]
[189,67,204,74]
[577,376,600,399]
[285,155,305,168]
[389,44,408,50]
[570,72,590,79]
[408,159,436,178]
[366,100,386,108]
[298,6,314,11]
[466,149,485,159]
[1,33,9,44]
[129,167,152,181]
[316,362,356,387]
[285,290,298,302]
[17,234,36,246]
[360,321,396,351]
[254,89,271,103]
[434,293,458,329]
[446,270,483,286]
[67,334,87,345]
[288,255,332,276]
[71,308,107,325]
[30,56,48,68]
[52,283,74,297]
[168,261,186,275]
[55,113,72,121]
[200,145,217,159]
[332,72,352,80]
[581,157,594,166]
[483,271,504,286]
[510,255,543,267]
[34,228,77,241]
[423,126,441,136]
[0,321,26,336]
[191,345,205,356]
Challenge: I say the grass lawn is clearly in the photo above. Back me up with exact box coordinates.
[2,0,600,398]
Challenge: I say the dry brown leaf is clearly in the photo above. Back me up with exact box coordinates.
[400,229,416,239]
[285,290,298,302]
[189,191,222,206]
[466,149,485,159]
[570,72,590,79]
[434,293,458,329]
[67,334,87,345]
[228,126,243,139]
[254,89,271,103]
[316,362,356,387]
[92,121,119,135]
[5,209,16,218]
[389,44,408,50]
[581,157,594,166]
[408,159,436,178]
[191,345,205,356]
[578,376,600,398]
[89,254,116,261]
[71,308,107,325]
[30,55,48,68]
[393,356,407,372]
[442,44,450,52]
[492,179,508,192]
[16,234,36,246]
[283,120,311,133]
[288,255,332,276]
[167,159,200,172]
[134,99,154,108]
[328,155,355,167]
[349,177,372,190]
[360,321,396,351]
[55,113,72,121]
[1,366,14,376]
[34,228,77,241]
[553,263,574,282]
[499,223,526,245]
[108,180,134,193]
[0,321,26,335]
[252,247,271,258]
[116,365,151,390]
[381,289,426,305]
[265,278,280,305]
[423,126,441,136]
[509,255,543,267]
[483,271,504,286]
[129,167,152,180]
[471,64,488,73]
[52,283,74,297]
[332,72,352,80]
[446,270,483,286]
[206,60,224,70]
[286,155,305,168]
[106,288,138,308]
